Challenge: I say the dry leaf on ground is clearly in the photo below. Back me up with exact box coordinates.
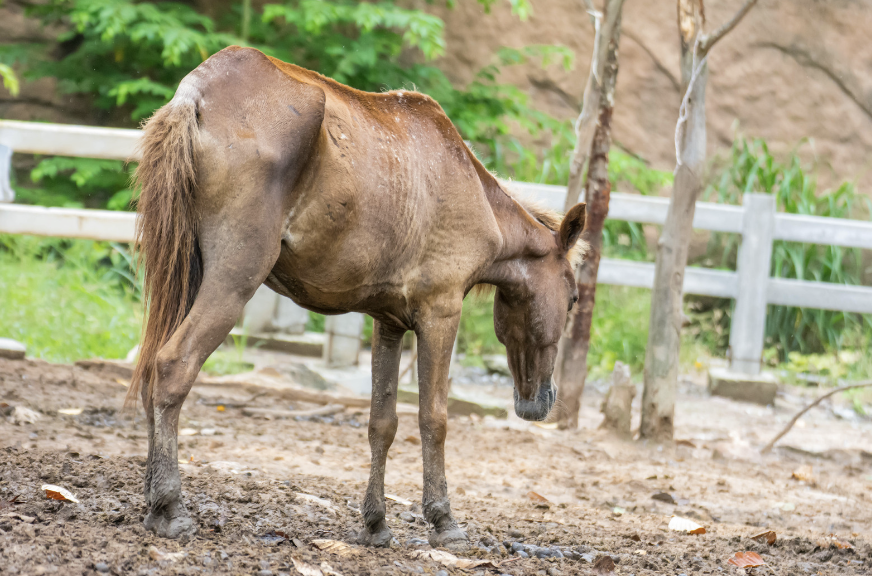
[311,539,358,556]
[1,512,35,523]
[727,551,765,568]
[593,555,616,574]
[10,406,40,425]
[751,531,777,545]
[291,556,324,576]
[319,563,343,576]
[295,493,338,516]
[668,516,706,535]
[148,546,186,562]
[41,484,79,504]
[57,408,83,416]
[385,494,412,506]
[0,495,21,511]
[526,491,550,508]
[409,549,499,570]
[791,464,815,483]
[817,534,853,550]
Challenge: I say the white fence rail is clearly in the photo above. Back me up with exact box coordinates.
[2,120,871,374]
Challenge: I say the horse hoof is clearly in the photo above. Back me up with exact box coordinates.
[429,527,469,552]
[357,525,393,547]
[144,510,196,540]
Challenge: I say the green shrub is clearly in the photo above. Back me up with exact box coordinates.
[699,134,872,359]
[0,235,141,362]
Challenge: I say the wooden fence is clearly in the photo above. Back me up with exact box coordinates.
[2,119,871,374]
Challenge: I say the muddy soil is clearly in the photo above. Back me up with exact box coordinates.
[1,356,870,576]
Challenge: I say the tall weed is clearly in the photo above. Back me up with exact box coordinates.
[700,135,872,358]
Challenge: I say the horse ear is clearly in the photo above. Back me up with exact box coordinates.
[558,202,586,252]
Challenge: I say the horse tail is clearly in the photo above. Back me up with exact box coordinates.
[126,95,202,409]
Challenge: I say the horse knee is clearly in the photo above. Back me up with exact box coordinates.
[419,412,447,445]
[368,412,398,446]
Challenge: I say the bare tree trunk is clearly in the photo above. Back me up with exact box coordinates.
[555,0,624,429]
[564,0,625,211]
[640,0,757,441]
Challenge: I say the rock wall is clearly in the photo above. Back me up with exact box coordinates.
[426,0,872,188]
[3,0,871,189]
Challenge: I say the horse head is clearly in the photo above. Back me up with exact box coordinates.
[492,202,587,421]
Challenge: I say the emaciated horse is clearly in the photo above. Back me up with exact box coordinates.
[129,46,587,550]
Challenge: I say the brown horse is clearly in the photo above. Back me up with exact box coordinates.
[129,45,586,549]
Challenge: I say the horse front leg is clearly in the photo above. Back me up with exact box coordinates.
[416,304,468,551]
[358,320,405,547]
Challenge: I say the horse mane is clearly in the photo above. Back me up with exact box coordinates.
[470,180,588,299]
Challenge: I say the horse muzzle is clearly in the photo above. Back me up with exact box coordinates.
[513,380,556,422]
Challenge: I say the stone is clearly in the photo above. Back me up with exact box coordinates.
[599,361,635,438]
[94,563,109,573]
[708,367,778,406]
[0,338,25,360]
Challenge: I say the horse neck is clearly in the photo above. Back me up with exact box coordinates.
[478,186,553,289]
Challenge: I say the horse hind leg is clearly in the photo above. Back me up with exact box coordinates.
[143,213,283,539]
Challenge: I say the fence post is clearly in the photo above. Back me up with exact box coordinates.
[0,144,14,203]
[728,193,775,375]
[324,313,365,367]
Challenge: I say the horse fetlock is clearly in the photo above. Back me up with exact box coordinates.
[361,498,387,531]
[357,520,393,548]
[428,526,469,552]
[144,499,195,540]
[423,497,456,531]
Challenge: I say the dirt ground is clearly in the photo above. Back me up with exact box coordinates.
[1,355,870,576]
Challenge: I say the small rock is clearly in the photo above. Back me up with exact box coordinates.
[257,571,273,576]
[508,528,523,538]
[651,492,676,505]
[399,511,415,523]
[436,571,449,576]
[0,338,25,360]
[406,538,428,547]
[94,563,109,573]
[516,550,529,558]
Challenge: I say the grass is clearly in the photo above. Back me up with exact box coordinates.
[0,236,141,362]
[699,134,872,359]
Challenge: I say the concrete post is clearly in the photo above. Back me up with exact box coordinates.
[243,284,278,333]
[273,297,310,334]
[0,144,14,203]
[324,313,365,367]
[729,193,776,375]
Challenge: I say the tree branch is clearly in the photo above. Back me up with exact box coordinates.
[760,381,872,454]
[700,0,758,54]
[623,29,681,93]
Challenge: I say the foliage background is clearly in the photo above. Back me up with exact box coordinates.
[0,0,869,383]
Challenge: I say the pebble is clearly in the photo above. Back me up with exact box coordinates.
[516,550,529,558]
[257,571,273,576]
[94,563,109,573]
[406,538,428,546]
[436,571,449,576]
[508,528,524,538]
[399,511,415,523]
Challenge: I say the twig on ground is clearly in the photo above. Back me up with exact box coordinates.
[760,381,872,454]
